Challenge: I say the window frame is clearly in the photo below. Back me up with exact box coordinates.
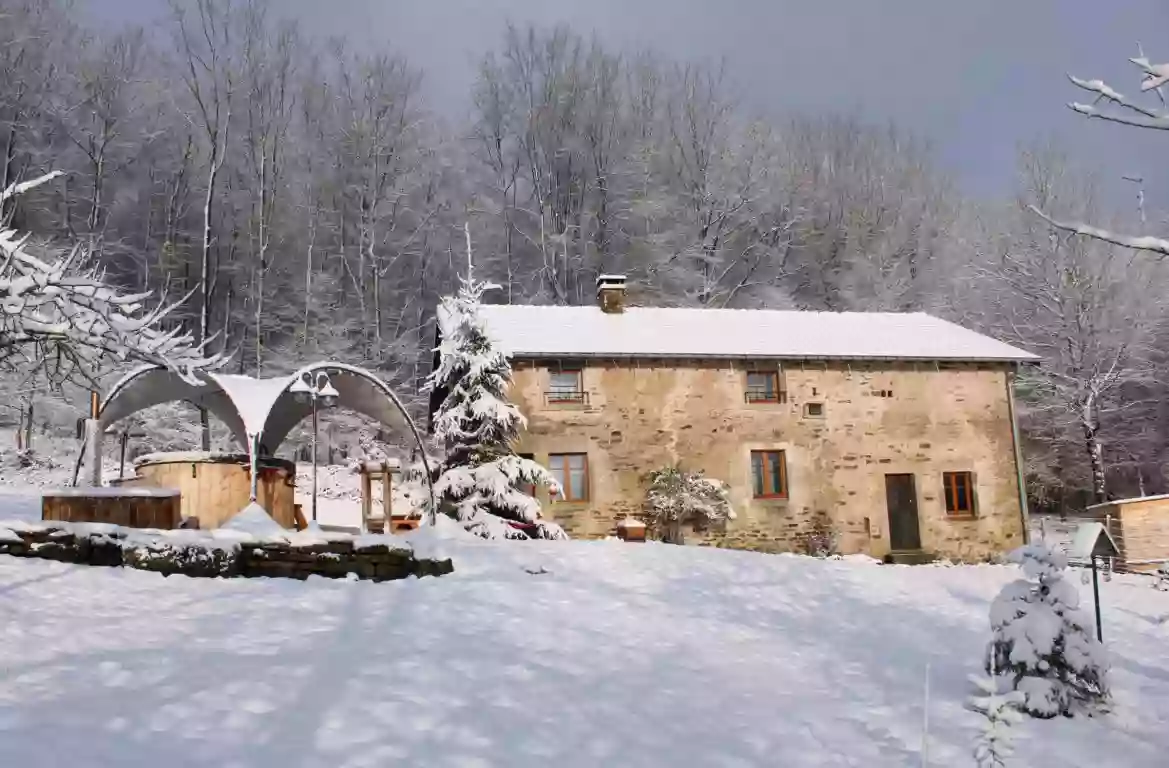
[751,449,789,499]
[942,471,976,517]
[547,364,585,404]
[745,370,786,404]
[804,402,825,418]
[549,452,590,502]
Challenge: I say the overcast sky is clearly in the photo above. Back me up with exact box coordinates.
[85,0,1169,205]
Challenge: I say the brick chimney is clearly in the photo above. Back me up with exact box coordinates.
[596,274,627,314]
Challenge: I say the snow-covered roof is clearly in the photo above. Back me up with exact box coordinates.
[440,304,1037,363]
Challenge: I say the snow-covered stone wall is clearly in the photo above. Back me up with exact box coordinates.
[0,522,453,582]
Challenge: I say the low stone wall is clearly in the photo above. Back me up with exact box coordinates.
[0,523,453,582]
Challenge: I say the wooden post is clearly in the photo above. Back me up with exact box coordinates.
[361,467,372,528]
[248,435,260,502]
[382,464,392,522]
[1091,555,1103,643]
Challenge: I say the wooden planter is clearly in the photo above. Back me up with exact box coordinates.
[390,515,421,533]
[43,487,182,529]
[616,518,647,542]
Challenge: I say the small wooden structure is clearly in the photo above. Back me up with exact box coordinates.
[1085,494,1169,571]
[115,452,297,529]
[616,517,647,542]
[43,487,181,529]
[358,458,419,534]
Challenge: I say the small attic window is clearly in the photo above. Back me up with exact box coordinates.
[804,402,824,418]
[547,361,586,405]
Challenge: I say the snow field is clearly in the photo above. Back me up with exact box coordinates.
[0,522,1167,767]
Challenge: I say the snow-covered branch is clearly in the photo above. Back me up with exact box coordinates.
[1028,205,1169,257]
[1065,51,1169,130]
[0,171,66,205]
[0,176,225,384]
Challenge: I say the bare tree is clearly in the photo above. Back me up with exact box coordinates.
[53,27,150,238]
[976,147,1163,503]
[332,46,423,348]
[0,0,76,227]
[170,0,239,446]
[240,2,297,374]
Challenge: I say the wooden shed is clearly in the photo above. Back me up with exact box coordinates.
[1084,494,1169,571]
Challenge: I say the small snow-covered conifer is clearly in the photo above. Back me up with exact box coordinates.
[643,465,734,544]
[424,255,566,541]
[968,660,1024,768]
[985,544,1109,718]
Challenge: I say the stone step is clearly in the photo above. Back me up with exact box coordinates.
[885,549,938,566]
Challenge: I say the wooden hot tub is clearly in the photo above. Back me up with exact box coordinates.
[117,452,297,529]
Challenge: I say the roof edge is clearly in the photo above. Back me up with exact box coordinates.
[504,352,1036,363]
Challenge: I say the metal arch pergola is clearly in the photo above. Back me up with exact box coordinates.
[86,362,435,512]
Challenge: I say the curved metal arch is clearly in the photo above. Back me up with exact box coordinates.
[263,362,436,517]
[97,364,248,446]
[93,361,436,520]
[101,364,159,413]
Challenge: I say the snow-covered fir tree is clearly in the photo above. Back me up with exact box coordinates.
[643,465,734,544]
[985,544,1109,718]
[424,262,567,541]
[968,661,1024,768]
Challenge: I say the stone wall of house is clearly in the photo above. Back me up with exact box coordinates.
[511,358,1026,562]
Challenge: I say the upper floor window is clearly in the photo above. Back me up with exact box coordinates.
[549,453,589,502]
[547,364,586,404]
[745,370,786,403]
[943,472,975,516]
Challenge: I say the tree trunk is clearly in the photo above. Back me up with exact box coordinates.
[1082,400,1106,504]
[303,205,317,345]
[198,143,222,451]
[23,399,33,452]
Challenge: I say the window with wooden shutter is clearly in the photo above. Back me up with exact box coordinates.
[549,453,589,502]
[751,450,788,499]
[943,472,975,516]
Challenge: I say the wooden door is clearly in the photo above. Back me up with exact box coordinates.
[885,474,922,551]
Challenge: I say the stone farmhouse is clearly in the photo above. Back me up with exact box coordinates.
[436,276,1038,562]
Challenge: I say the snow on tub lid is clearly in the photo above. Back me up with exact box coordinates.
[133,451,295,469]
[42,486,180,497]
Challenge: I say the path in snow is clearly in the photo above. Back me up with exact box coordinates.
[0,531,1167,767]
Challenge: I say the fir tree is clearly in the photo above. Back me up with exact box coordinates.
[985,544,1109,718]
[968,660,1024,768]
[424,244,566,541]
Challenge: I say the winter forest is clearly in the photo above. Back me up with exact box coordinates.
[1,0,1167,512]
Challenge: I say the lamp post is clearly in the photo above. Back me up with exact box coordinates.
[289,371,339,525]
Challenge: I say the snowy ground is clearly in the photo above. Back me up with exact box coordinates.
[0,496,1168,766]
